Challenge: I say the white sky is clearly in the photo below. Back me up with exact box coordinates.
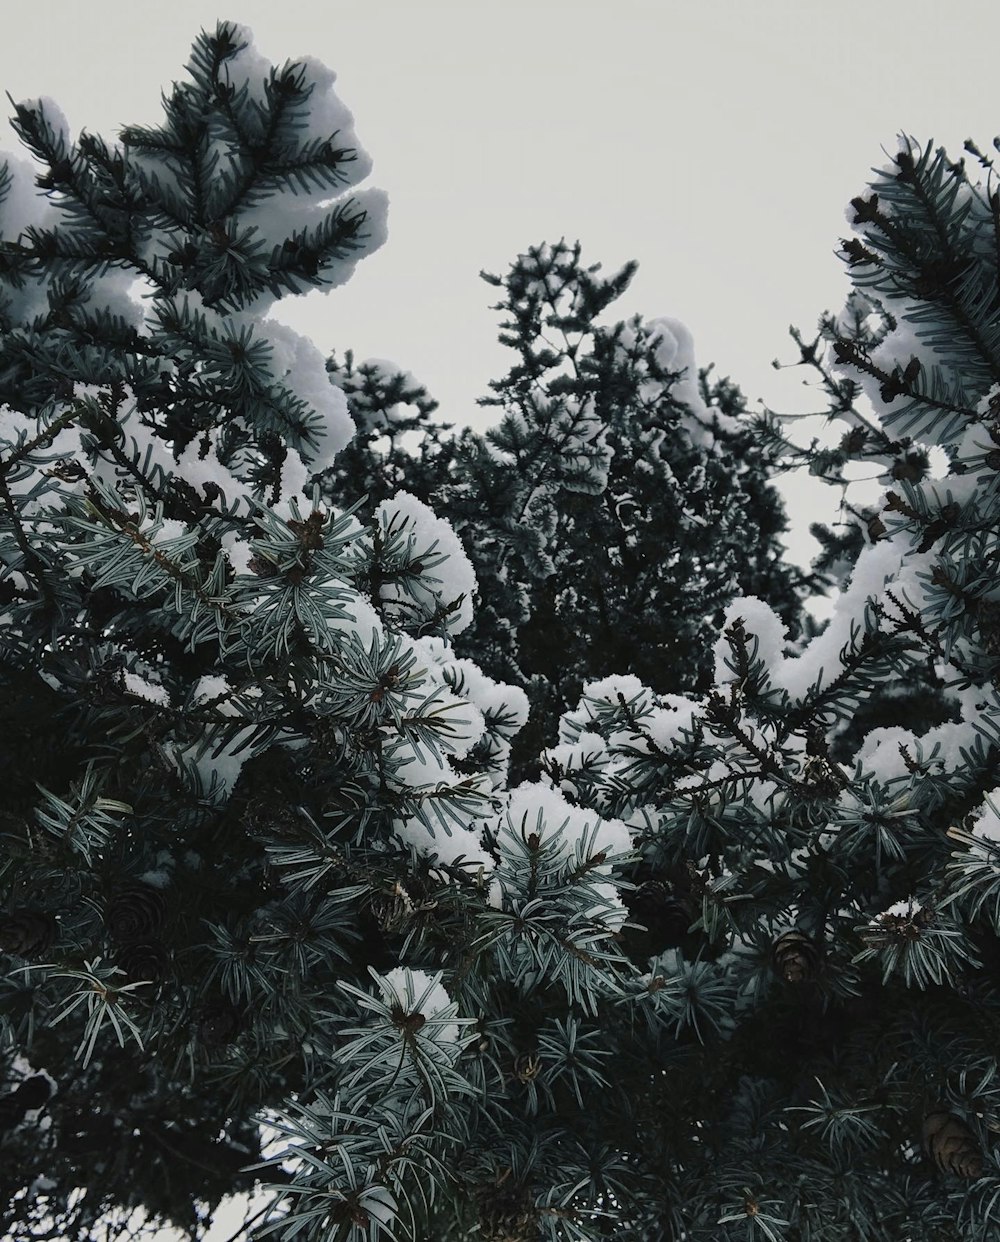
[2,1,998,1233]
[3,1,999,575]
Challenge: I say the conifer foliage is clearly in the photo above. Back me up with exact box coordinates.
[0,22,537,1240]
[533,136,1000,1237]
[5,20,1000,1242]
[326,241,806,778]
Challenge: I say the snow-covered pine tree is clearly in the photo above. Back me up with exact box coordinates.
[772,284,958,761]
[325,241,807,781]
[9,20,1000,1242]
[526,136,1000,1239]
[0,23,556,1241]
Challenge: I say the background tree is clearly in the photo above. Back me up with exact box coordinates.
[509,133,1000,1239]
[326,240,809,780]
[7,20,1000,1242]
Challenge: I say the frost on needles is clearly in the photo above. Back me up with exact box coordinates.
[4,19,1000,1242]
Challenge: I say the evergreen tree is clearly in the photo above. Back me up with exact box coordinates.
[326,241,807,780]
[0,23,535,1239]
[6,21,1000,1242]
[523,135,1000,1238]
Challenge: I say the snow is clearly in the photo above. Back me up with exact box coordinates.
[176,434,254,512]
[827,289,967,450]
[325,593,382,651]
[555,396,613,493]
[122,671,170,707]
[221,533,254,576]
[410,638,529,784]
[191,675,242,718]
[372,491,477,636]
[376,967,461,1047]
[393,810,494,873]
[85,266,145,330]
[137,867,172,889]
[212,26,389,301]
[744,539,905,702]
[1,117,143,329]
[969,793,1000,844]
[247,316,356,472]
[223,32,372,190]
[0,151,55,241]
[216,23,271,106]
[238,185,389,296]
[0,405,85,513]
[285,55,368,172]
[543,731,609,776]
[354,1186,398,1227]
[390,682,485,772]
[16,96,70,148]
[875,895,922,920]
[279,446,309,500]
[645,317,704,414]
[440,653,529,736]
[713,596,792,685]
[558,676,649,746]
[168,725,261,800]
[645,696,701,750]
[853,727,919,784]
[506,780,634,864]
[490,782,633,928]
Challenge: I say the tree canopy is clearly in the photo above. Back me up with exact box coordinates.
[325,238,807,780]
[3,21,1000,1242]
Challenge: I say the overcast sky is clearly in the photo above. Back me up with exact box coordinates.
[2,1,998,1231]
[3,1,999,579]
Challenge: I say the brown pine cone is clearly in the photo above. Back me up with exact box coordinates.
[197,1000,242,1047]
[923,1109,983,1179]
[117,940,170,984]
[771,929,821,983]
[0,909,58,957]
[630,881,694,944]
[104,883,167,942]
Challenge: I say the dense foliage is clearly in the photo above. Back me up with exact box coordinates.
[324,241,806,779]
[4,21,1000,1242]
[0,23,527,1239]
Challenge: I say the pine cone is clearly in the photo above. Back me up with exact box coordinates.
[117,940,170,983]
[0,909,58,957]
[475,1173,536,1242]
[771,929,821,983]
[104,883,167,942]
[197,1000,243,1047]
[626,880,694,953]
[923,1109,983,1179]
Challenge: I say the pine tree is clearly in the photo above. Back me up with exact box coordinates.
[6,22,1000,1242]
[0,23,536,1240]
[325,240,808,781]
[522,135,1000,1238]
